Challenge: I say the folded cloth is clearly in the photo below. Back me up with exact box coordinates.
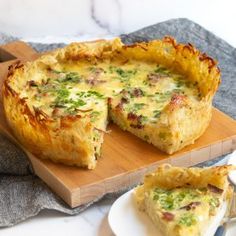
[0,18,235,227]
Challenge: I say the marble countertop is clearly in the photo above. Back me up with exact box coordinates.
[0,0,236,235]
[0,0,236,47]
[1,199,116,236]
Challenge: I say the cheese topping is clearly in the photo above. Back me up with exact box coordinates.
[14,60,200,129]
[148,186,222,227]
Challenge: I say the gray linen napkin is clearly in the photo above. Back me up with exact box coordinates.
[0,18,235,227]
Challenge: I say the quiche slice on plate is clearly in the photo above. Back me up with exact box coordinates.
[2,37,220,169]
[134,164,234,236]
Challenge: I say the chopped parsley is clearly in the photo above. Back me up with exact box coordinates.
[155,91,172,102]
[152,188,201,211]
[109,66,137,82]
[153,110,161,118]
[178,213,197,227]
[57,72,81,83]
[176,80,185,88]
[87,90,104,98]
[116,68,137,78]
[76,90,104,99]
[65,99,86,114]
[133,103,145,110]
[90,111,101,122]
[209,197,220,211]
[65,72,81,83]
[154,65,170,75]
[51,88,88,112]
[140,115,148,124]
[57,88,70,99]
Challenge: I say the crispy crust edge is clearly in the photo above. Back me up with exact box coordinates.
[2,37,221,167]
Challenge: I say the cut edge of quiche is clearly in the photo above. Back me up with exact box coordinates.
[2,37,220,169]
[134,164,234,236]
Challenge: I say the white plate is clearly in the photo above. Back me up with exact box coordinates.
[108,189,231,236]
[227,151,236,185]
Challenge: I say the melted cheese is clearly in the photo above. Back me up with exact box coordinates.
[141,186,223,236]
[12,59,200,132]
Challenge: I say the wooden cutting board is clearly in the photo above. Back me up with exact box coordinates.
[0,41,236,208]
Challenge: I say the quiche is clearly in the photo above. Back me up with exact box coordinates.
[134,164,234,236]
[2,37,220,169]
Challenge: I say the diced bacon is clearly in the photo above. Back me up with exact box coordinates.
[171,94,186,105]
[121,97,129,104]
[120,89,129,97]
[27,80,37,87]
[208,184,223,194]
[130,124,144,129]
[180,202,201,211]
[162,212,175,221]
[127,113,144,129]
[86,78,106,86]
[131,88,143,97]
[127,112,138,120]
[52,108,62,117]
[86,67,106,85]
[147,73,168,83]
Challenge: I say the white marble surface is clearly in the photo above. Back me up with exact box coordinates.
[0,199,116,236]
[1,0,236,235]
[0,0,236,47]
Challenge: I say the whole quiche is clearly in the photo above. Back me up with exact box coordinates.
[2,37,220,169]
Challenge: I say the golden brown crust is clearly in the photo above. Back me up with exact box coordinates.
[2,37,220,168]
[142,164,234,190]
[134,164,234,236]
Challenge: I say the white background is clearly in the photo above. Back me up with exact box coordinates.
[0,0,236,47]
[0,0,236,235]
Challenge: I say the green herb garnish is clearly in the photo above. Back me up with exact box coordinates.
[90,111,101,122]
[153,110,161,118]
[57,72,81,83]
[209,197,220,211]
[154,65,170,75]
[133,103,145,110]
[57,88,70,98]
[178,213,197,227]
[87,90,104,98]
[109,66,137,80]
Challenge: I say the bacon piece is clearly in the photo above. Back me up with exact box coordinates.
[208,184,224,194]
[147,73,168,84]
[121,97,129,104]
[27,80,38,87]
[127,112,144,129]
[130,124,144,129]
[170,94,186,105]
[131,88,143,97]
[162,212,175,221]
[86,78,106,86]
[115,97,129,111]
[115,103,122,110]
[168,94,187,112]
[120,89,129,97]
[52,108,63,117]
[180,202,201,211]
[86,67,106,86]
[127,112,138,120]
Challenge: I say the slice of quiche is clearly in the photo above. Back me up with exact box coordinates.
[2,37,220,168]
[134,164,234,236]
